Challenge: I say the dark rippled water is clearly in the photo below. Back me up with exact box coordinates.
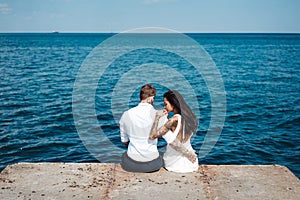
[0,33,299,178]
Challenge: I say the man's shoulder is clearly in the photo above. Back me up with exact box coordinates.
[120,110,129,121]
[131,103,155,111]
[120,106,138,119]
[123,104,156,116]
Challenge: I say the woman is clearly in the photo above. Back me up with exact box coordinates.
[149,90,198,173]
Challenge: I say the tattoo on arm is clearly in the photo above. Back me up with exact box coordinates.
[149,116,176,140]
[169,138,197,163]
[149,115,167,139]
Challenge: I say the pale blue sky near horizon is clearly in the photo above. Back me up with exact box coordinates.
[0,0,299,33]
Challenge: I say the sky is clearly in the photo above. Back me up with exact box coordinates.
[0,0,299,33]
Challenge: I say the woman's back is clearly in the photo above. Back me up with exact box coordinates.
[162,114,198,173]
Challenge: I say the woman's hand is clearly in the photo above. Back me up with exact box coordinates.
[149,135,155,140]
[169,139,198,164]
[184,149,197,163]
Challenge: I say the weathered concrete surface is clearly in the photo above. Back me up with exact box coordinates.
[0,163,299,200]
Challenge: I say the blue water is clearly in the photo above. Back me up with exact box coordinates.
[0,33,299,178]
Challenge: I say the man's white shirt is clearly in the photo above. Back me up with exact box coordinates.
[119,103,166,162]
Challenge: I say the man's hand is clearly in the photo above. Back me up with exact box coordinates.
[122,141,129,148]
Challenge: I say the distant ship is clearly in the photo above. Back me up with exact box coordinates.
[52,31,59,34]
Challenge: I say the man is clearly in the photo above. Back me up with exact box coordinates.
[119,84,164,172]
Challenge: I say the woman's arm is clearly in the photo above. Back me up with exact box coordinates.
[149,113,197,163]
[169,138,197,163]
[149,112,175,140]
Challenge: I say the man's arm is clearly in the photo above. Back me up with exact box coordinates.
[119,112,129,148]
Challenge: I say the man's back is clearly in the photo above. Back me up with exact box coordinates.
[119,103,158,162]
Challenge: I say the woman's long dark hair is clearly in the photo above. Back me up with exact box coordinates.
[163,90,198,143]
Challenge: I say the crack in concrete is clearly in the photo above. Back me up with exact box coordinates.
[199,165,216,200]
[103,164,117,200]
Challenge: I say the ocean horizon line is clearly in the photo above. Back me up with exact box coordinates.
[0,31,299,35]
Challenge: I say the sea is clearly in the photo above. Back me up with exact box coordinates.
[0,33,299,178]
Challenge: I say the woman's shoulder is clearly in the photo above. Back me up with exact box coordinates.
[166,114,181,126]
[170,114,181,121]
[169,115,179,121]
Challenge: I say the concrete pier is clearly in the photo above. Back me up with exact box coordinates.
[0,163,299,199]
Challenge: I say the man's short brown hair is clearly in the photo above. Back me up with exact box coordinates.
[140,84,156,101]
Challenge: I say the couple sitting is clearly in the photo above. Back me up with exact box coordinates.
[119,84,198,173]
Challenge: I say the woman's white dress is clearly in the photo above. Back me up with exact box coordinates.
[162,114,198,173]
